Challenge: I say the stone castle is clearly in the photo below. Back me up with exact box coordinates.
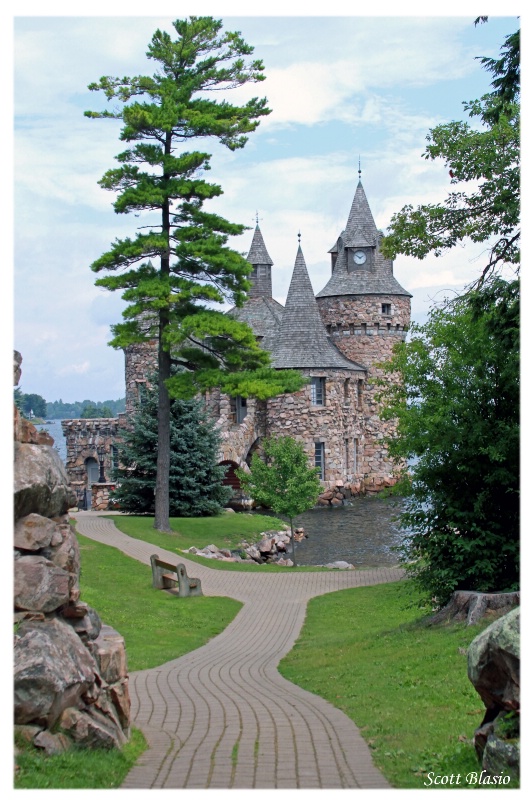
[62,178,411,509]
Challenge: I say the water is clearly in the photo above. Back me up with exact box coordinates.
[33,419,67,464]
[257,496,406,567]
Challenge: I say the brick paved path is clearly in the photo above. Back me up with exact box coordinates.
[73,512,404,789]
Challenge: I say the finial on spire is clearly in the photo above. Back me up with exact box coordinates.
[297,230,301,245]
[254,210,263,226]
[358,156,362,180]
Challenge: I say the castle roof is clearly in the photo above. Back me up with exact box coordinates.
[246,224,273,265]
[317,180,412,299]
[269,245,364,371]
[229,295,283,340]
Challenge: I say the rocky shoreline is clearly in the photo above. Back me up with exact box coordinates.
[183,526,355,569]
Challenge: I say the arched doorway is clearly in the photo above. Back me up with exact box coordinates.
[84,457,99,509]
[219,460,242,491]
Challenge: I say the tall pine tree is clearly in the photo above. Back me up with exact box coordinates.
[86,17,303,531]
[111,385,232,517]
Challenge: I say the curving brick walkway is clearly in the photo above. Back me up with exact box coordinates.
[73,511,404,789]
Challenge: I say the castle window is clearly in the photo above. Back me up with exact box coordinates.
[314,442,325,480]
[311,377,325,406]
[353,438,358,473]
[258,265,267,278]
[344,378,350,402]
[357,380,363,409]
[382,303,392,315]
[344,438,349,472]
[235,396,247,424]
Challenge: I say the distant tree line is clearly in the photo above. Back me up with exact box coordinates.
[14,390,126,419]
[46,398,125,419]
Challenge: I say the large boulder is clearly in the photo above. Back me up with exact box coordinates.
[468,607,519,713]
[14,617,97,727]
[14,443,76,520]
[14,556,72,613]
[468,607,519,781]
[14,514,60,551]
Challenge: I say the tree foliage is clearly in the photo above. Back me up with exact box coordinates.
[379,278,519,604]
[86,16,304,530]
[81,403,114,419]
[381,26,519,282]
[237,436,322,566]
[377,23,520,605]
[111,384,231,517]
[15,391,47,418]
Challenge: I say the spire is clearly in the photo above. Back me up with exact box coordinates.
[246,223,273,266]
[246,221,273,299]
[342,180,378,248]
[270,244,362,370]
[317,178,412,300]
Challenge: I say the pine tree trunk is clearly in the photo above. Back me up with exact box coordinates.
[154,177,172,532]
[154,317,172,531]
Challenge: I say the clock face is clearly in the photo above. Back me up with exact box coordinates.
[353,250,367,265]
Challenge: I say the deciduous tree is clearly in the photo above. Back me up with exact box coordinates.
[377,23,520,605]
[237,436,321,567]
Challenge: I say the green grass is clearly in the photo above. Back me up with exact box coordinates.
[279,582,500,789]
[108,513,328,571]
[77,532,242,671]
[15,728,147,789]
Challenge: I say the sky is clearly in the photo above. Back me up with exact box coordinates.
[10,2,521,403]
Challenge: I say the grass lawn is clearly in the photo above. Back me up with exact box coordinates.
[15,728,147,789]
[15,532,243,789]
[279,581,499,789]
[109,513,328,572]
[76,532,242,671]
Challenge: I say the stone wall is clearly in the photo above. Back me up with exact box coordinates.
[124,340,157,416]
[61,417,125,507]
[14,352,130,755]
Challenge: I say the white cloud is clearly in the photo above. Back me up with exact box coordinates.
[56,361,91,377]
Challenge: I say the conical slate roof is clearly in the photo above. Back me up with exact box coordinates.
[342,180,378,248]
[229,295,283,339]
[269,246,364,371]
[317,180,412,299]
[246,224,273,265]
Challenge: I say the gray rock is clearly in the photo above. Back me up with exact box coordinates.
[468,607,519,713]
[34,730,71,755]
[483,734,519,781]
[58,706,127,749]
[14,617,97,727]
[14,556,71,613]
[14,443,76,520]
[14,514,58,551]
[325,561,353,570]
[69,605,103,642]
[41,522,80,576]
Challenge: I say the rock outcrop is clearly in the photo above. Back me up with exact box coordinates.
[14,351,130,756]
[467,607,519,783]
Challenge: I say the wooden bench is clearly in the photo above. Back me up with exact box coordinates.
[150,554,203,597]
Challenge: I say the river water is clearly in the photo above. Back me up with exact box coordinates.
[33,420,405,567]
[256,497,406,568]
[34,419,67,463]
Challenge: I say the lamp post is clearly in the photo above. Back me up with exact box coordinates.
[98,444,106,483]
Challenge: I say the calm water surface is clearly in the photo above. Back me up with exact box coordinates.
[34,420,67,463]
[256,497,405,567]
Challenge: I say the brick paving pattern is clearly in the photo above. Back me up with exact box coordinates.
[73,511,404,789]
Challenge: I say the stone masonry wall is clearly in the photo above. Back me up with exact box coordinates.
[124,341,157,416]
[317,294,410,493]
[264,368,388,498]
[61,417,126,506]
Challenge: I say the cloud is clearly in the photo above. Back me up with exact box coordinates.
[56,361,91,377]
